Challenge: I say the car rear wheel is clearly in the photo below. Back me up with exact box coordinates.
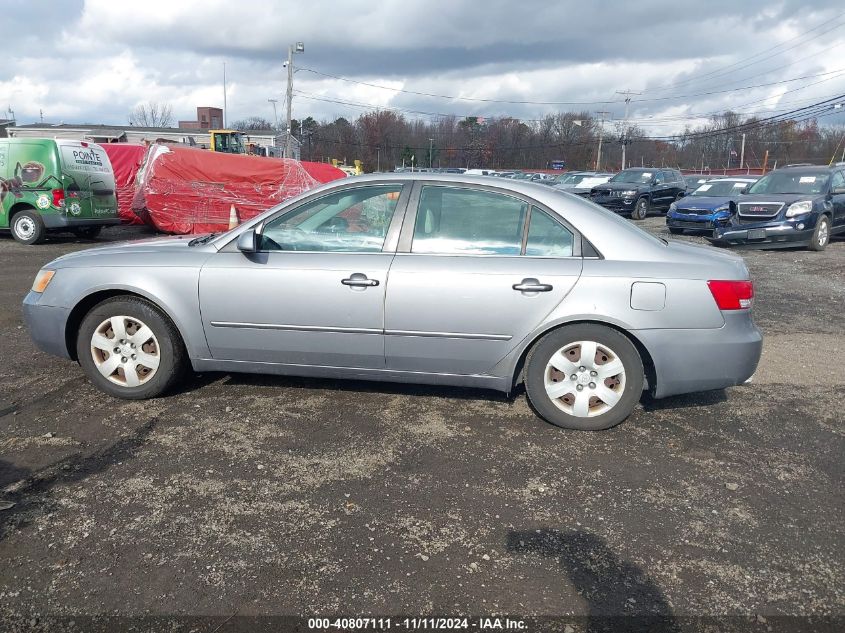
[76,296,187,399]
[524,324,644,430]
[808,215,830,251]
[631,198,649,220]
[11,209,46,245]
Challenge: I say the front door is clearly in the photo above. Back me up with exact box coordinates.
[385,184,583,375]
[199,183,407,368]
[830,170,845,229]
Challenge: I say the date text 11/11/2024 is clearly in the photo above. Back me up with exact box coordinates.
[308,617,528,630]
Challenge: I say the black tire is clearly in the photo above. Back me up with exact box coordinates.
[808,215,830,252]
[668,227,684,235]
[524,324,644,431]
[72,225,103,239]
[631,197,649,220]
[76,296,187,399]
[10,209,46,245]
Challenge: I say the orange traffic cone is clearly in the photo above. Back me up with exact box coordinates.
[228,204,239,229]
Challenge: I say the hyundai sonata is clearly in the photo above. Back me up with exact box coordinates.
[23,174,762,430]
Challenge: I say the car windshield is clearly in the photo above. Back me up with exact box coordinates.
[610,170,653,184]
[554,173,582,184]
[748,171,830,195]
[690,181,749,196]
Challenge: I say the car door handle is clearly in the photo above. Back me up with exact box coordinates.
[513,278,553,292]
[341,274,379,287]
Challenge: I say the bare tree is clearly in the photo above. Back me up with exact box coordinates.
[128,102,174,128]
[232,116,274,131]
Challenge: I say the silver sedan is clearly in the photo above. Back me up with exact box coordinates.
[23,174,762,430]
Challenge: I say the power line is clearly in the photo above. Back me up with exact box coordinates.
[643,14,845,94]
[298,67,845,106]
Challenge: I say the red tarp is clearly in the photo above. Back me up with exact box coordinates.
[101,143,146,225]
[131,144,347,234]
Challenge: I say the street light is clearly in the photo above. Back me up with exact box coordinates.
[285,42,305,159]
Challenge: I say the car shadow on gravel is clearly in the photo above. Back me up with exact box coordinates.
[640,388,727,411]
[506,529,680,633]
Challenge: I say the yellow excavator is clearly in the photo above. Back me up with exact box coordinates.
[209,130,246,154]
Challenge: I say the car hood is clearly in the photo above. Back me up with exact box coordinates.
[738,193,816,205]
[47,234,212,268]
[676,196,734,210]
[592,182,646,192]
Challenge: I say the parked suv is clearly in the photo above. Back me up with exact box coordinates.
[590,168,686,220]
[712,164,845,251]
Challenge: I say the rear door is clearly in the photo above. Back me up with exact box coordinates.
[384,183,582,375]
[56,141,118,220]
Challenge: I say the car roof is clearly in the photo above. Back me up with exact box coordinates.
[772,165,835,173]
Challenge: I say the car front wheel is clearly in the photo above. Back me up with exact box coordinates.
[76,296,187,399]
[631,198,649,220]
[808,215,830,251]
[525,324,644,430]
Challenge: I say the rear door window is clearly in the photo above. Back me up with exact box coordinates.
[525,208,574,257]
[411,186,527,255]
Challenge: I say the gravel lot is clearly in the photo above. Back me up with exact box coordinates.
[0,220,842,632]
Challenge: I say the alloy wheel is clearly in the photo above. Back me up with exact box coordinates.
[544,340,626,417]
[818,220,829,247]
[90,315,160,387]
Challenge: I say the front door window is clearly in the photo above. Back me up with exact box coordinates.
[260,185,403,252]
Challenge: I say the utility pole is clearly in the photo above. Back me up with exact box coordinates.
[616,90,641,170]
[285,42,305,159]
[739,133,746,171]
[595,111,610,170]
[268,98,279,130]
[377,147,381,173]
[429,138,434,168]
[223,62,227,128]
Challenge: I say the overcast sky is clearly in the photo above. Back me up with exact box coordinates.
[2,0,844,134]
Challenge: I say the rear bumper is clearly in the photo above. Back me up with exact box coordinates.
[635,311,762,399]
[22,292,72,359]
[41,214,122,229]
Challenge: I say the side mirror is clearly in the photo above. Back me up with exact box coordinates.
[676,191,686,198]
[237,228,258,253]
[739,186,749,194]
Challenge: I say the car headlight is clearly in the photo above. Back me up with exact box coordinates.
[32,269,56,293]
[714,204,730,213]
[785,200,813,217]
[669,202,677,212]
[622,190,637,196]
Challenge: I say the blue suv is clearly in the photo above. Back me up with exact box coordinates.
[666,177,757,236]
[713,164,845,251]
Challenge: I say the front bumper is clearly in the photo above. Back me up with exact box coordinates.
[635,311,762,399]
[22,291,72,359]
[666,211,730,231]
[591,195,636,213]
[711,216,818,248]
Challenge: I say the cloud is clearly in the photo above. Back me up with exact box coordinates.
[2,0,843,132]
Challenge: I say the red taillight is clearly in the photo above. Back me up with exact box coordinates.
[51,188,65,207]
[708,280,754,310]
